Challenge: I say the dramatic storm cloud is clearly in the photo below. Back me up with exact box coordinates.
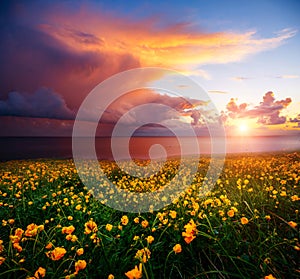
[0,88,74,119]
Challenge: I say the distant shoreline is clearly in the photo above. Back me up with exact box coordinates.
[1,136,300,162]
[0,134,299,138]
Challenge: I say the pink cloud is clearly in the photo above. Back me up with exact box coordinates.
[225,91,292,125]
[79,89,208,127]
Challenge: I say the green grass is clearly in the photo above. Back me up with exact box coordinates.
[0,152,299,279]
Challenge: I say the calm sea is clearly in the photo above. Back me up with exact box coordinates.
[0,136,299,161]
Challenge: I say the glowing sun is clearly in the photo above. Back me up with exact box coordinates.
[238,123,248,133]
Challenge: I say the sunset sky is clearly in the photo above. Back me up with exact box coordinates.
[0,0,299,137]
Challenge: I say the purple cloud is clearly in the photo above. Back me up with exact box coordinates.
[290,114,300,128]
[0,88,75,119]
[290,114,300,123]
[225,91,292,125]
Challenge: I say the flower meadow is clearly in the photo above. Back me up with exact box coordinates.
[0,152,299,279]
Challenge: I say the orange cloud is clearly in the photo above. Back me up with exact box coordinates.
[276,75,299,79]
[39,7,297,72]
[208,90,229,94]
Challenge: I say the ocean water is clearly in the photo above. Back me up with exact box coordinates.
[0,136,299,161]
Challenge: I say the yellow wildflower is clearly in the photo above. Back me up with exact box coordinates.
[169,210,177,219]
[173,244,182,254]
[141,220,149,228]
[106,224,113,232]
[13,243,22,252]
[288,221,297,228]
[45,243,53,250]
[25,223,44,237]
[121,215,129,226]
[76,248,84,256]
[34,267,46,278]
[265,215,271,221]
[46,247,67,261]
[62,225,75,235]
[240,217,249,225]
[182,219,197,244]
[146,235,154,244]
[125,263,143,279]
[0,240,4,253]
[84,220,98,234]
[227,209,235,218]
[135,247,151,263]
[0,257,5,266]
[74,259,87,274]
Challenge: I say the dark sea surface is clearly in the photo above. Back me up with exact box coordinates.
[0,136,300,161]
